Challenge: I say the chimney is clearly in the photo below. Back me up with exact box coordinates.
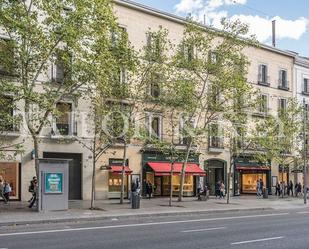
[272,20,276,47]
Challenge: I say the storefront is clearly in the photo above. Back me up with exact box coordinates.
[204,159,227,195]
[0,162,21,200]
[142,151,205,197]
[107,158,132,199]
[233,157,271,195]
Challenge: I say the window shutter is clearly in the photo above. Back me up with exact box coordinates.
[279,70,282,86]
[305,79,308,92]
[258,65,262,81]
[55,63,64,83]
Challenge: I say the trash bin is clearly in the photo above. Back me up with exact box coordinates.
[263,188,268,199]
[131,192,140,209]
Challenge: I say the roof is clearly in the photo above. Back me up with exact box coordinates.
[295,56,309,68]
[114,0,296,58]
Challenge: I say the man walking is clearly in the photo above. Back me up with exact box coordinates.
[256,179,261,197]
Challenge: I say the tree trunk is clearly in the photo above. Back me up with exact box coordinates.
[226,157,233,204]
[169,161,174,207]
[33,136,40,177]
[90,147,96,209]
[178,141,192,202]
[120,140,127,204]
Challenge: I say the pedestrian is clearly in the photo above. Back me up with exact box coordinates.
[3,180,12,202]
[215,181,220,198]
[259,178,264,196]
[29,178,38,208]
[0,178,8,204]
[289,180,293,196]
[275,183,280,196]
[256,179,261,197]
[146,180,153,199]
[296,182,302,197]
[220,181,225,199]
[28,176,37,202]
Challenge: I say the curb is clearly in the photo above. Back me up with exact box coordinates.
[0,207,273,227]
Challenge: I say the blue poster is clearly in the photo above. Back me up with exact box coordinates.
[45,173,63,194]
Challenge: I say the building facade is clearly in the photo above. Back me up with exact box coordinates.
[0,0,303,201]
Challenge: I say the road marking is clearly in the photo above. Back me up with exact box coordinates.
[181,227,226,233]
[297,211,309,214]
[231,236,284,245]
[0,213,288,237]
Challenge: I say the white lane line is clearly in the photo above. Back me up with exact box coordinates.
[0,212,288,237]
[231,236,284,245]
[181,227,226,233]
[297,211,309,214]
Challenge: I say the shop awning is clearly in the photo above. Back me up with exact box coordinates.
[110,166,132,175]
[235,164,270,171]
[147,162,206,176]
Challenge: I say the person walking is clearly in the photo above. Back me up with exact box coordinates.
[3,180,12,202]
[256,179,261,197]
[146,180,153,199]
[29,178,38,208]
[28,176,37,202]
[0,178,8,204]
[220,181,225,199]
[289,180,293,197]
[275,183,280,196]
[215,181,220,198]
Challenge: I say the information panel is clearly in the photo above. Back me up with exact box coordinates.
[45,172,63,194]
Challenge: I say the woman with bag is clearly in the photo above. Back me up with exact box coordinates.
[220,181,225,199]
[3,180,12,202]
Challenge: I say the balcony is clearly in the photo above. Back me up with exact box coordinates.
[258,75,270,87]
[0,118,21,137]
[51,122,77,139]
[208,137,224,153]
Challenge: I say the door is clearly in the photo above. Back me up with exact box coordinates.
[43,152,82,200]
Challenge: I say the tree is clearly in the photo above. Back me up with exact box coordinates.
[171,19,257,201]
[253,98,302,197]
[0,0,118,175]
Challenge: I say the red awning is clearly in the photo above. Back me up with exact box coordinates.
[110,166,132,175]
[236,165,270,171]
[147,162,206,176]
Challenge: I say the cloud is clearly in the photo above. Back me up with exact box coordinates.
[229,15,308,41]
[174,0,309,42]
[175,0,203,13]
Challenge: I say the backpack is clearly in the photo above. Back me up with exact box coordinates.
[28,181,34,193]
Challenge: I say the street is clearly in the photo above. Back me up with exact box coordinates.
[0,209,309,249]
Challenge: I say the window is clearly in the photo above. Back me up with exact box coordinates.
[146,32,162,62]
[146,113,162,139]
[0,95,18,132]
[52,50,72,84]
[258,64,269,85]
[54,102,73,136]
[179,116,195,145]
[208,51,218,64]
[304,78,309,93]
[209,123,223,148]
[209,84,220,109]
[111,27,127,47]
[278,98,287,113]
[259,94,268,114]
[278,70,288,89]
[0,38,14,75]
[182,43,194,63]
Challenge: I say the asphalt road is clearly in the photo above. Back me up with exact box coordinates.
[1,209,309,249]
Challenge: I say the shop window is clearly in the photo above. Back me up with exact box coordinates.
[108,173,128,193]
[54,102,73,136]
[241,173,266,194]
[0,162,20,200]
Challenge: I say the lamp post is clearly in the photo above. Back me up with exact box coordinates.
[303,99,307,204]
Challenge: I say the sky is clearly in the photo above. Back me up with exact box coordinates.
[132,0,309,57]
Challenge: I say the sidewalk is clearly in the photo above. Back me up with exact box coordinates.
[0,195,307,227]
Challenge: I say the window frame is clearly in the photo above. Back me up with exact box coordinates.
[53,101,75,136]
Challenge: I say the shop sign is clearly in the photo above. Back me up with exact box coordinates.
[143,152,199,163]
[45,173,63,194]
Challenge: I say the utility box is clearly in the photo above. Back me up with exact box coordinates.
[38,158,70,212]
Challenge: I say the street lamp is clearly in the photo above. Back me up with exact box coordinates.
[303,99,307,204]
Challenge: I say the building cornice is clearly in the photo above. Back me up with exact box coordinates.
[295,56,309,69]
[114,0,296,59]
